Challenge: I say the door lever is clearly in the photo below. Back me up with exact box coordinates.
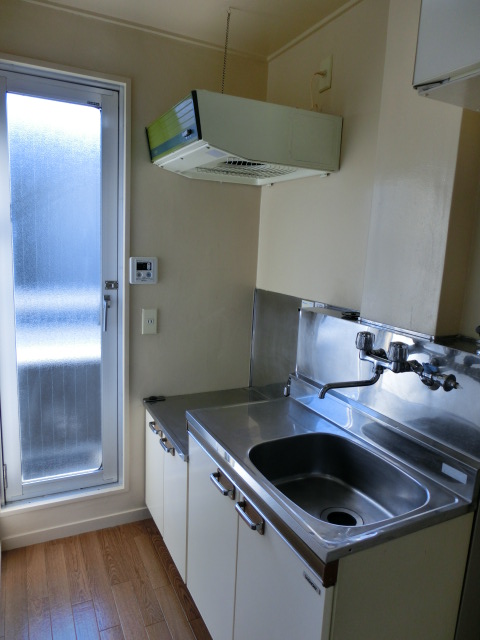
[103,295,111,332]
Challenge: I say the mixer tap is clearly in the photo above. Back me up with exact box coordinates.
[319,331,459,399]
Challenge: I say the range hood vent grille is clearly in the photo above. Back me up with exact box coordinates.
[146,91,343,186]
[196,159,296,180]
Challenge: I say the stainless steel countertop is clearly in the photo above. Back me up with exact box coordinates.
[186,391,477,568]
[144,387,266,460]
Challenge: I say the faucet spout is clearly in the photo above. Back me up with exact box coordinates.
[319,366,383,399]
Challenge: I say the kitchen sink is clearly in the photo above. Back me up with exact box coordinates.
[248,432,429,527]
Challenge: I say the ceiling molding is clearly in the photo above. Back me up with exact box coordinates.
[266,0,364,62]
[22,0,267,60]
[22,0,360,61]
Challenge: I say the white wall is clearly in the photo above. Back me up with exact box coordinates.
[0,0,266,547]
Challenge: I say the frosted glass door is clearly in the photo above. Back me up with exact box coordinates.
[0,69,121,501]
[9,93,102,482]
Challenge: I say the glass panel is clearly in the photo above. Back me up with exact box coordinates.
[7,93,102,482]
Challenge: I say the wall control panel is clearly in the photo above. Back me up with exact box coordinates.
[129,257,158,284]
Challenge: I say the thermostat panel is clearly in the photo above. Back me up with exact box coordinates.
[129,257,158,284]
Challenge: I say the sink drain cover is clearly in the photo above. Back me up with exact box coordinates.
[321,507,364,527]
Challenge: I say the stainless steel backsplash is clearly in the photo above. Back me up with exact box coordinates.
[295,307,480,463]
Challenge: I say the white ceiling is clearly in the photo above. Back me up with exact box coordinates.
[29,0,357,59]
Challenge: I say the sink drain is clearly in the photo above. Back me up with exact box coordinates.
[321,507,364,527]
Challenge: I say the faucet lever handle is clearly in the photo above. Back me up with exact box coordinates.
[387,341,409,363]
[356,331,375,351]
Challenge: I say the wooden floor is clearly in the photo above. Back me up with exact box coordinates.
[0,518,212,640]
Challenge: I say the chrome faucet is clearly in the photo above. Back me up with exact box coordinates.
[319,331,459,399]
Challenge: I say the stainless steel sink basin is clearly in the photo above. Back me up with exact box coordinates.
[249,433,428,527]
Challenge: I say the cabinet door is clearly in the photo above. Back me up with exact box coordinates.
[145,411,165,534]
[234,500,334,640]
[187,434,238,640]
[163,442,187,581]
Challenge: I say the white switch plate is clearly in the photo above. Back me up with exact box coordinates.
[316,54,333,94]
[142,308,157,334]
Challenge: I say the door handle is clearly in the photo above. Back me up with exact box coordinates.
[235,500,265,535]
[160,437,175,456]
[210,471,235,499]
[103,295,111,332]
[148,421,161,435]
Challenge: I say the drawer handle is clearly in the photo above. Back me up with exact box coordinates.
[210,471,235,499]
[160,437,175,455]
[148,421,160,435]
[235,500,265,535]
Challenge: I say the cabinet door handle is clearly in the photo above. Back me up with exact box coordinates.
[148,421,160,435]
[160,437,175,455]
[210,471,235,499]
[235,500,265,535]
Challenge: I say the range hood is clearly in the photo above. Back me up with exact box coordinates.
[413,0,480,111]
[146,90,343,186]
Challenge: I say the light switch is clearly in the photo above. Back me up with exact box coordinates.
[142,308,157,334]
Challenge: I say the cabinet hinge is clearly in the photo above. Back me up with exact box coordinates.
[3,463,8,489]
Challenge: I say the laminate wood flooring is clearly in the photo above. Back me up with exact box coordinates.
[0,519,212,640]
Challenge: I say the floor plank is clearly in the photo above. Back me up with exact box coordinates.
[112,581,149,640]
[4,548,29,640]
[0,551,7,638]
[72,600,100,639]
[0,519,211,640]
[27,596,52,640]
[100,527,130,586]
[26,543,49,600]
[134,534,170,590]
[81,531,121,632]
[99,626,125,640]
[63,535,91,605]
[118,525,165,627]
[155,585,196,640]
[45,542,76,640]
[189,617,213,640]
[148,526,200,623]
[146,620,173,640]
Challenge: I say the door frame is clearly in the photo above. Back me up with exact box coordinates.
[0,57,128,504]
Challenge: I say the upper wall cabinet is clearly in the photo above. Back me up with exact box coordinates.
[413,0,480,111]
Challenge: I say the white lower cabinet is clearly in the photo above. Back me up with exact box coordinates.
[145,410,188,580]
[145,411,165,534]
[234,500,333,640]
[162,440,188,580]
[187,433,333,640]
[186,432,474,640]
[187,433,238,640]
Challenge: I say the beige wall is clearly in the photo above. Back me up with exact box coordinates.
[438,110,480,337]
[361,0,479,335]
[2,0,480,545]
[0,0,266,546]
[258,0,480,337]
[258,0,390,310]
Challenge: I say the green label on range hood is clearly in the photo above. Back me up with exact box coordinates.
[146,93,200,163]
